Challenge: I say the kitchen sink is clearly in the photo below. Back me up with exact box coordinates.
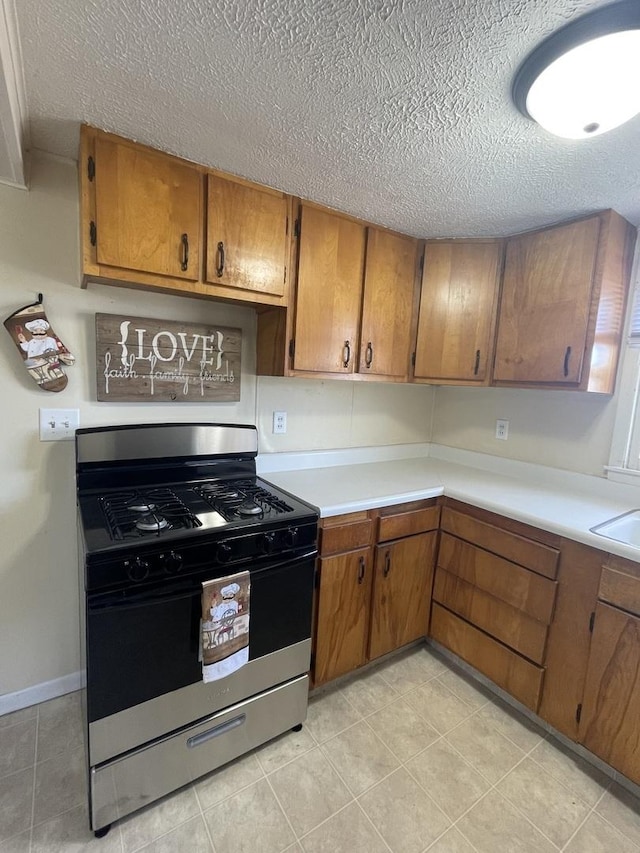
[591,510,640,548]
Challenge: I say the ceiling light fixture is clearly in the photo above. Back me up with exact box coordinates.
[512,0,640,139]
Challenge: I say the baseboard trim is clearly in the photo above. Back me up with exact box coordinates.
[0,670,84,715]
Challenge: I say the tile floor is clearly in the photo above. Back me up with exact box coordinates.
[2,645,640,852]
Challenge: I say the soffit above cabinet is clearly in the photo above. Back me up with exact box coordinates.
[13,0,640,237]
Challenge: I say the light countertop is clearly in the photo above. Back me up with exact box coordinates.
[257,444,640,562]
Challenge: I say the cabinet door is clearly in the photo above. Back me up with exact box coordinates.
[414,240,502,382]
[314,547,372,685]
[369,532,437,660]
[359,229,418,378]
[94,136,201,280]
[579,602,640,783]
[206,174,289,297]
[493,217,600,384]
[293,205,366,374]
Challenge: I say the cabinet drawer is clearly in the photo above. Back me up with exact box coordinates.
[440,508,559,579]
[438,533,557,623]
[433,568,549,664]
[378,504,440,542]
[599,565,640,618]
[319,513,373,556]
[430,603,545,711]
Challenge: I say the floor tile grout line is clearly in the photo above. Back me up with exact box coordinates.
[588,793,640,851]
[124,808,207,853]
[451,783,562,851]
[263,772,303,848]
[295,799,356,845]
[192,781,218,853]
[525,746,611,810]
[558,800,600,852]
[352,798,395,853]
[27,707,39,851]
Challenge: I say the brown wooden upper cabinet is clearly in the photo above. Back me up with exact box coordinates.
[292,204,366,374]
[83,128,203,285]
[291,203,418,379]
[413,240,503,384]
[359,228,419,379]
[205,172,291,299]
[493,210,636,393]
[80,126,291,307]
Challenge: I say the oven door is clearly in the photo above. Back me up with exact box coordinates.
[86,550,315,765]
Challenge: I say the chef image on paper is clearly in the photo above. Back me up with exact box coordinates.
[210,582,241,645]
[18,318,60,364]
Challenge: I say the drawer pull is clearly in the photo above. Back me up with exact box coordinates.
[383,551,391,577]
[186,714,246,748]
[357,556,366,584]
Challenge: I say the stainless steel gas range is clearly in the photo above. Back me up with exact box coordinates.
[75,423,318,837]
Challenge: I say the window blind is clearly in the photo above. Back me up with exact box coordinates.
[631,286,640,339]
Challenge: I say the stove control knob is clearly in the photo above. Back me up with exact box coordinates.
[125,557,150,582]
[160,551,183,574]
[217,542,232,563]
[260,532,276,554]
[284,527,299,548]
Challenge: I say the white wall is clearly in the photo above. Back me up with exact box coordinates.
[432,385,618,476]
[0,153,434,701]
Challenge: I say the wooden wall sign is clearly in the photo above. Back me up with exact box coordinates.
[95,313,241,402]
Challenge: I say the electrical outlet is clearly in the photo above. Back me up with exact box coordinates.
[39,408,80,441]
[272,411,287,434]
[495,419,509,440]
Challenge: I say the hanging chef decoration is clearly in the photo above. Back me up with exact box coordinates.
[4,296,75,392]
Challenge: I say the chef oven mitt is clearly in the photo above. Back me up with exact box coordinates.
[4,298,75,392]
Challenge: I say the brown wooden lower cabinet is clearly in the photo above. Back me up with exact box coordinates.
[537,539,601,740]
[579,602,640,784]
[313,499,439,686]
[369,531,437,660]
[314,546,372,685]
[313,497,640,790]
[430,602,545,711]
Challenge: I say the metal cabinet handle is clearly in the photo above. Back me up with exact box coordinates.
[216,241,225,277]
[563,346,571,377]
[474,349,480,376]
[343,340,351,368]
[357,556,366,584]
[186,714,246,748]
[180,233,189,271]
[383,551,391,577]
[365,342,373,368]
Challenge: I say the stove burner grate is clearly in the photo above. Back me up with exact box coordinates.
[196,480,293,521]
[101,488,202,540]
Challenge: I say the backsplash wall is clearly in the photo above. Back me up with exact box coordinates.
[432,385,619,477]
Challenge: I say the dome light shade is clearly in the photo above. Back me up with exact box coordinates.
[512,0,640,139]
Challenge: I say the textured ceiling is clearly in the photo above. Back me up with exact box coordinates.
[14,0,640,237]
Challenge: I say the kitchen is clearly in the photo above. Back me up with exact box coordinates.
[2,1,640,851]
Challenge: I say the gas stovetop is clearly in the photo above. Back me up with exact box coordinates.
[76,423,319,592]
[78,475,316,554]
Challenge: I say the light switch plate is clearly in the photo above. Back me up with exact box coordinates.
[39,408,80,441]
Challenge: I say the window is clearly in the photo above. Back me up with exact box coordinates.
[607,246,640,481]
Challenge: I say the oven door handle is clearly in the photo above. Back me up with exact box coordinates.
[89,586,198,613]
